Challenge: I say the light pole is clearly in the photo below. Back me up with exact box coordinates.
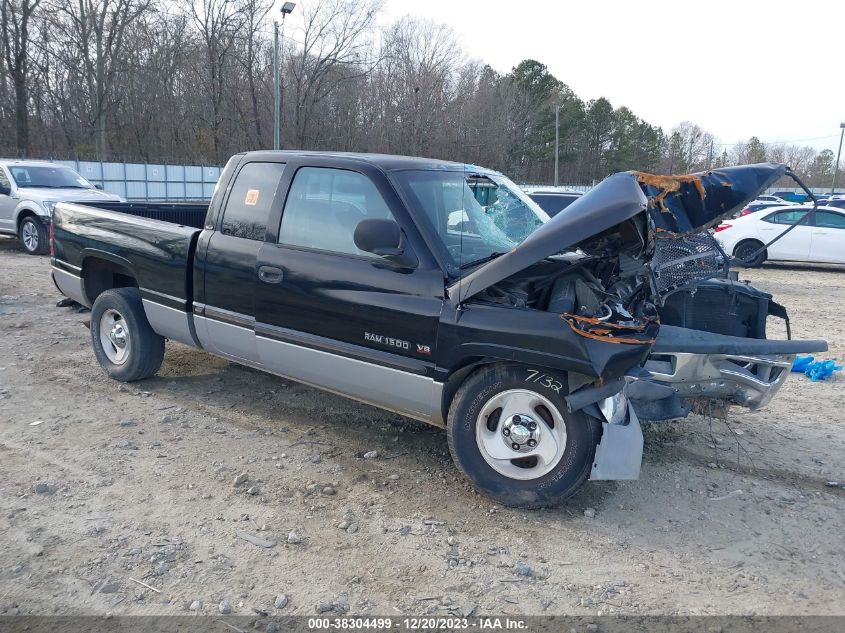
[273,2,296,150]
[832,122,845,194]
[554,103,560,187]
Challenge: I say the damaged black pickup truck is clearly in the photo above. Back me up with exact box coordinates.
[50,151,826,507]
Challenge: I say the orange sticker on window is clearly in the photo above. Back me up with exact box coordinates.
[245,189,260,205]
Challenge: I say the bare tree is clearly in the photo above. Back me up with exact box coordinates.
[289,0,381,147]
[235,0,272,148]
[50,0,151,159]
[1,0,43,154]
[189,0,246,162]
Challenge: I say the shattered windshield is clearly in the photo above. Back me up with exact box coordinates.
[393,170,549,268]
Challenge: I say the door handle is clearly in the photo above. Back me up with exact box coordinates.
[258,265,284,284]
[813,231,828,235]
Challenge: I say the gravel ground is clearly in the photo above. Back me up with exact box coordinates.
[1,235,844,616]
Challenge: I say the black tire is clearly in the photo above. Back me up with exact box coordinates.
[447,363,601,509]
[90,287,165,382]
[733,240,766,267]
[19,216,49,255]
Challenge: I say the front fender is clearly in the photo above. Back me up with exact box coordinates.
[14,203,49,228]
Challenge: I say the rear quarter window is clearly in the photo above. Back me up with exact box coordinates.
[221,162,286,240]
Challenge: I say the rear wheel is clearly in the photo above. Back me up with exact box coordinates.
[733,239,766,267]
[90,287,165,381]
[447,363,600,508]
[19,216,48,255]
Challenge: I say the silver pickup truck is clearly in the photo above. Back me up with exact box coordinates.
[0,160,123,254]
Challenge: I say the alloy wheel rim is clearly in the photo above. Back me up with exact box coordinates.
[22,221,38,251]
[475,388,567,480]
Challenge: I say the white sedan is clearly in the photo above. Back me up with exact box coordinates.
[714,205,845,266]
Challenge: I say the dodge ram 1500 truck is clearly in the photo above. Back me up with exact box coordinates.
[50,151,827,508]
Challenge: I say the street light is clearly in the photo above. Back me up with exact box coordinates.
[554,103,560,187]
[832,122,845,195]
[273,2,296,150]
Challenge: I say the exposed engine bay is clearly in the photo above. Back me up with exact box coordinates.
[464,163,801,347]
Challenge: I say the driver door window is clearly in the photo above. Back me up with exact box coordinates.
[279,167,394,257]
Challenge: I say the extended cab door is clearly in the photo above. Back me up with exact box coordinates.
[194,161,287,362]
[254,161,445,422]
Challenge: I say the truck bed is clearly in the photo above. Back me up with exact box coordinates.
[51,202,201,310]
[79,201,209,229]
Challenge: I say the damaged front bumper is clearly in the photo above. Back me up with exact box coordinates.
[635,324,827,420]
[586,324,827,481]
[642,351,793,413]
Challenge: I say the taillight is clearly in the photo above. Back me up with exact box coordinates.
[740,208,752,216]
[49,222,55,256]
[715,223,732,233]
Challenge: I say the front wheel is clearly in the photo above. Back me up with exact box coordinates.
[447,363,600,508]
[90,287,165,382]
[19,216,49,255]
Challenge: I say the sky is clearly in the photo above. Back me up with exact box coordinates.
[378,0,845,153]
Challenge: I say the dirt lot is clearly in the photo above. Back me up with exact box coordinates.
[1,234,844,617]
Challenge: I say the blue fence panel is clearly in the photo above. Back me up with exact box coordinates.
[78,161,103,181]
[166,182,186,199]
[125,163,146,180]
[146,164,166,182]
[126,181,148,199]
[102,162,124,181]
[185,166,203,182]
[166,165,184,182]
[104,182,127,198]
[147,182,167,199]
[186,183,205,199]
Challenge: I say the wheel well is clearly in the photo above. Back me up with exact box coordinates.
[81,257,138,305]
[440,358,488,423]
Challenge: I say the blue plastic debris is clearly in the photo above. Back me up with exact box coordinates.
[791,356,814,372]
[792,356,842,382]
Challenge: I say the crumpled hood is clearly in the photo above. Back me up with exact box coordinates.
[634,162,788,234]
[19,187,124,205]
[450,163,788,303]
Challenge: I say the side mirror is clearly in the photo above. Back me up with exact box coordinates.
[354,218,417,268]
[0,183,10,196]
[94,183,104,190]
